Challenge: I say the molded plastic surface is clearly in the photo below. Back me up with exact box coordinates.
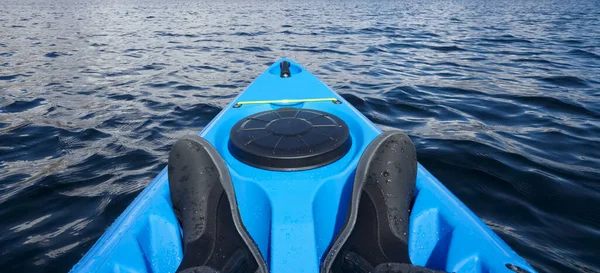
[71,59,537,273]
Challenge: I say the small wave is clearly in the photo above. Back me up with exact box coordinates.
[480,37,532,44]
[212,84,238,89]
[509,95,597,117]
[288,47,354,55]
[562,39,583,45]
[139,64,165,71]
[155,31,199,38]
[359,27,383,33]
[144,81,179,88]
[0,98,45,113]
[103,70,140,77]
[381,42,420,49]
[174,84,207,91]
[512,58,554,64]
[69,149,156,180]
[360,46,387,54]
[44,52,69,58]
[427,45,465,52]
[240,46,272,52]
[341,94,400,127]
[417,85,486,97]
[76,128,112,142]
[340,93,366,109]
[233,31,267,36]
[412,32,440,38]
[78,113,95,120]
[167,45,197,50]
[187,65,226,72]
[123,48,149,53]
[191,93,237,100]
[107,94,135,101]
[358,26,399,34]
[0,74,24,81]
[0,125,74,162]
[139,99,175,112]
[538,75,589,88]
[568,49,600,60]
[431,61,463,67]
[382,91,436,117]
[160,104,221,129]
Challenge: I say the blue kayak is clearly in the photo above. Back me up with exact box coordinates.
[71,58,536,273]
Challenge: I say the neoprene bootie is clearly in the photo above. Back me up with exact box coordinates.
[168,135,268,273]
[322,131,446,273]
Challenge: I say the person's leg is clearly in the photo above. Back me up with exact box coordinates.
[168,135,267,273]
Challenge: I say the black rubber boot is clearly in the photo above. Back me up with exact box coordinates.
[168,135,268,273]
[336,252,447,273]
[321,131,424,273]
[372,263,448,273]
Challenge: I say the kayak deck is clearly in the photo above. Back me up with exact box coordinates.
[71,59,536,273]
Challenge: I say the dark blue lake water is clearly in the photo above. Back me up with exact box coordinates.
[1,0,599,272]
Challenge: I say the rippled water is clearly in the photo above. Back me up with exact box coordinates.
[1,0,599,272]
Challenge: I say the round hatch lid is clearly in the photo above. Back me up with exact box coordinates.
[229,107,351,171]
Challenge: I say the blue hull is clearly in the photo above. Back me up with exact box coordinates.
[71,59,536,273]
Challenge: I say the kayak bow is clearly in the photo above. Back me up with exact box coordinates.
[71,58,536,273]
